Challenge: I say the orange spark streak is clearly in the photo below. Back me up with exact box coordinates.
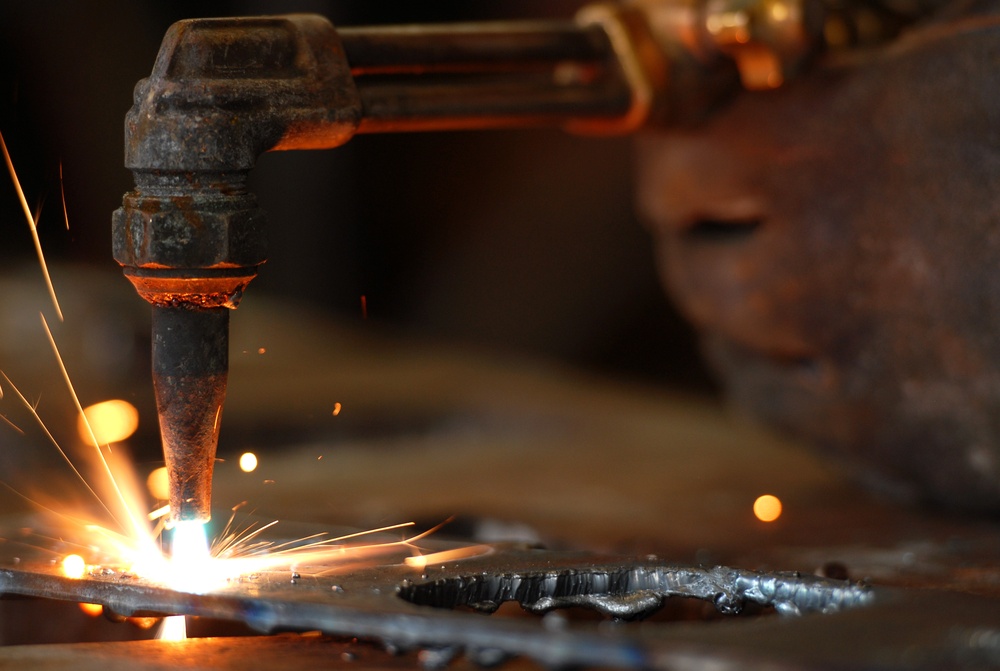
[59,161,69,230]
[1,371,115,519]
[0,413,23,434]
[405,544,492,569]
[40,314,149,543]
[148,504,170,521]
[0,130,64,321]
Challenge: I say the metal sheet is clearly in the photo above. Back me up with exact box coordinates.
[1,543,998,669]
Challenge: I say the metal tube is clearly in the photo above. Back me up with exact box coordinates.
[338,22,612,74]
[151,306,229,523]
[341,21,632,133]
[354,75,632,133]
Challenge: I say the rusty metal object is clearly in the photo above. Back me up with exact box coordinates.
[111,14,362,523]
[1,541,1000,670]
[637,4,1000,511]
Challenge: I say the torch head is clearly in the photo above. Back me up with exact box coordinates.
[112,14,359,524]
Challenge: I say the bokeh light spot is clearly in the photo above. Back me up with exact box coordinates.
[753,494,783,522]
[62,554,86,579]
[239,452,258,473]
[78,399,139,446]
[147,466,169,501]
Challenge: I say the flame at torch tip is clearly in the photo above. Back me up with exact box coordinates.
[166,521,218,593]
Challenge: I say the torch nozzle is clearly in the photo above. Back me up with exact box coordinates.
[152,306,229,524]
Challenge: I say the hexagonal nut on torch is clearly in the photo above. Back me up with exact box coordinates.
[113,190,267,270]
[112,187,267,309]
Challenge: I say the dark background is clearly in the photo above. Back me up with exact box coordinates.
[0,0,712,392]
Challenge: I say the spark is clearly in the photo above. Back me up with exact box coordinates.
[332,402,342,416]
[59,161,69,229]
[0,378,25,433]
[62,554,86,579]
[360,295,368,319]
[1,292,468,612]
[239,452,258,473]
[0,130,64,321]
[40,314,152,545]
[148,504,170,522]
[0,413,23,434]
[1,371,116,520]
[404,544,492,569]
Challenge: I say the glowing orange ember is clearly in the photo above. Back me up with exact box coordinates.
[257,347,266,354]
[239,452,258,473]
[62,554,86,579]
[332,402,342,416]
[78,399,139,446]
[79,602,103,617]
[753,494,783,522]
